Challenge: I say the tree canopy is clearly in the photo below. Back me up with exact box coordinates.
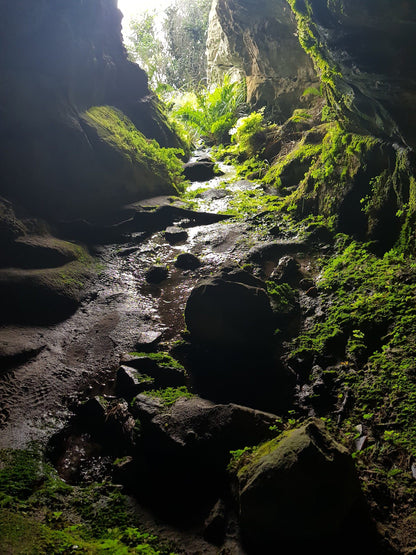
[126,0,212,91]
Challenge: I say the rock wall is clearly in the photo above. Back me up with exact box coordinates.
[0,0,184,221]
[207,0,416,147]
[288,0,416,148]
[206,0,318,121]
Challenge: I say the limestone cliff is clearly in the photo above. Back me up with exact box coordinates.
[207,0,318,121]
[0,0,185,222]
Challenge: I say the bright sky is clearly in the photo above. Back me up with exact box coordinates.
[118,0,173,35]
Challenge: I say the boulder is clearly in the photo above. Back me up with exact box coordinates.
[174,253,201,270]
[133,330,162,352]
[145,265,169,284]
[270,255,300,284]
[204,499,227,545]
[184,276,274,349]
[131,395,278,469]
[120,353,187,388]
[235,419,364,551]
[115,365,155,400]
[183,159,220,182]
[164,226,188,245]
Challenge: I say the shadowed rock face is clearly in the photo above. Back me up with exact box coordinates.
[289,0,416,147]
[207,0,416,146]
[0,0,184,221]
[207,0,318,120]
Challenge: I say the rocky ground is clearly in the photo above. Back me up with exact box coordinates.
[0,153,399,553]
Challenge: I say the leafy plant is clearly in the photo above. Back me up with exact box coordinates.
[172,75,247,144]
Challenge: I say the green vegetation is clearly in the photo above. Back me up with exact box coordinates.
[291,238,416,455]
[128,352,185,371]
[143,386,193,407]
[267,282,297,313]
[0,448,177,554]
[84,106,186,193]
[172,76,247,144]
[127,0,211,91]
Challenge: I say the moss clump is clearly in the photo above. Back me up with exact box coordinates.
[128,351,185,371]
[143,386,193,407]
[267,282,297,313]
[84,106,186,193]
[0,449,177,554]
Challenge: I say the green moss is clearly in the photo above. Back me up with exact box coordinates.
[291,238,416,458]
[0,449,177,554]
[128,352,185,371]
[267,282,297,313]
[143,386,193,407]
[85,106,186,193]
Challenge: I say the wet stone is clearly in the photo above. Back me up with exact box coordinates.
[115,365,155,399]
[175,253,201,270]
[183,159,222,181]
[270,255,300,283]
[164,226,188,245]
[133,330,162,351]
[145,265,169,284]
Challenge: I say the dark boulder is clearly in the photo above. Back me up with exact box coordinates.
[115,365,155,400]
[120,353,187,389]
[144,265,169,284]
[234,419,370,552]
[270,255,300,284]
[204,499,227,545]
[164,226,188,245]
[184,276,274,349]
[174,253,201,270]
[183,159,222,182]
[126,395,279,522]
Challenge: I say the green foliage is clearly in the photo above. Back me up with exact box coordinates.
[267,282,297,313]
[163,0,212,89]
[291,239,416,456]
[85,106,186,192]
[143,386,193,406]
[0,448,46,502]
[127,1,211,91]
[230,109,265,154]
[172,76,247,144]
[302,85,324,97]
[222,188,284,218]
[127,11,165,88]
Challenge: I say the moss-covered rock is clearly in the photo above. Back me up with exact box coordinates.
[0,236,93,325]
[233,418,368,551]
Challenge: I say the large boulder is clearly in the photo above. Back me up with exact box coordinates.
[184,273,274,349]
[234,419,369,552]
